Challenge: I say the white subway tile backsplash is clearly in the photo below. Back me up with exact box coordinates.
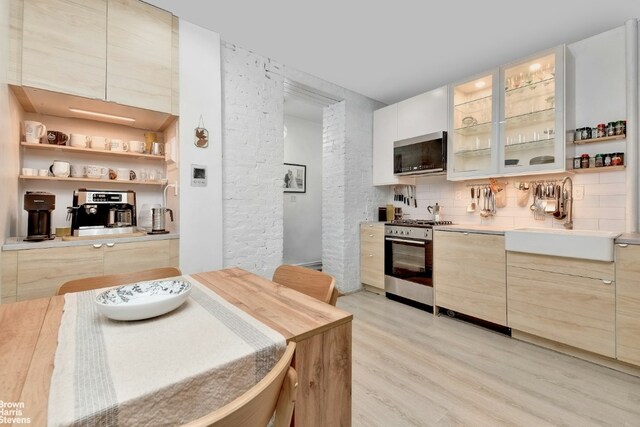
[598,171,626,183]
[594,207,625,220]
[598,219,625,232]
[584,182,627,196]
[599,194,625,207]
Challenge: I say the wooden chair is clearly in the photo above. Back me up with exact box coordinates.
[183,342,298,427]
[56,267,182,295]
[272,264,338,306]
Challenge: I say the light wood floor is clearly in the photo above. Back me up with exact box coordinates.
[337,291,640,427]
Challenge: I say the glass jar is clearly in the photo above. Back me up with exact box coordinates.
[573,156,581,169]
[574,128,583,141]
[594,154,604,167]
[597,123,606,138]
[581,154,590,168]
[604,153,612,167]
[611,153,622,166]
[614,120,626,136]
[581,127,591,140]
[607,122,616,137]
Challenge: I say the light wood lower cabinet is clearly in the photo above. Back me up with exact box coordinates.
[360,223,384,290]
[1,238,179,302]
[434,231,507,326]
[103,240,171,275]
[615,244,640,365]
[507,252,615,358]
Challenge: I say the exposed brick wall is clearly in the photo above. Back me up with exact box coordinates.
[221,42,385,291]
[221,43,285,279]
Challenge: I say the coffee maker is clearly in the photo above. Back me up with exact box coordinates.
[68,189,136,237]
[24,192,55,241]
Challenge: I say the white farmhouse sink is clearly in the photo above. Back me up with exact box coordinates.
[504,228,621,262]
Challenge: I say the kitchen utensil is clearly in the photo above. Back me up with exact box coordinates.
[516,185,530,207]
[413,186,417,208]
[24,120,46,143]
[427,203,441,222]
[467,187,476,213]
[476,187,480,210]
[480,188,490,217]
[151,207,173,233]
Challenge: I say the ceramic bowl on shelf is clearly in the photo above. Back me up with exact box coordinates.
[504,159,520,166]
[95,279,191,321]
[529,155,555,165]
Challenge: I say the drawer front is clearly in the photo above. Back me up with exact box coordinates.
[103,240,171,275]
[360,224,384,289]
[17,245,104,300]
[434,231,507,325]
[507,265,615,357]
[360,223,384,243]
[507,251,614,281]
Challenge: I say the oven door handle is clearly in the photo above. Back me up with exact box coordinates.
[385,237,426,245]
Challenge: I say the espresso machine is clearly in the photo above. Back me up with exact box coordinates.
[24,192,55,241]
[68,189,136,236]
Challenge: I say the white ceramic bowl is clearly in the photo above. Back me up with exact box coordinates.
[95,279,191,321]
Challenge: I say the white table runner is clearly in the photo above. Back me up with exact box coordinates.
[48,275,286,427]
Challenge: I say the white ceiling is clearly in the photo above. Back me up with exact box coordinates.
[146,0,640,105]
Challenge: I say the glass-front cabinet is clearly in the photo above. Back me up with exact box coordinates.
[448,45,565,180]
[449,72,499,179]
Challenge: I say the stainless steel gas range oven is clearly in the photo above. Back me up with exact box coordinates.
[384,219,452,309]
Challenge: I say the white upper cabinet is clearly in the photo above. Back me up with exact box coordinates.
[22,0,107,100]
[373,86,448,186]
[107,0,174,113]
[397,86,448,140]
[448,45,566,180]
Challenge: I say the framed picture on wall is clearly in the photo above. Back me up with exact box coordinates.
[283,163,306,193]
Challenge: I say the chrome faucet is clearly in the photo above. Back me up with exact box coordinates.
[561,176,573,230]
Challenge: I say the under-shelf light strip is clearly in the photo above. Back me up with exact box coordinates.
[68,108,136,123]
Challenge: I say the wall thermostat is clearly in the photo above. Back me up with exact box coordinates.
[191,164,207,187]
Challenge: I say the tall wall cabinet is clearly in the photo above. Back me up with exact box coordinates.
[10,0,178,115]
[448,46,567,180]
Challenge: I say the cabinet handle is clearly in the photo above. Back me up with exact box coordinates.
[602,280,613,285]
[463,232,469,235]
[106,242,115,247]
[369,254,373,257]
[369,234,374,237]
[369,224,374,227]
[92,243,103,249]
[617,243,628,248]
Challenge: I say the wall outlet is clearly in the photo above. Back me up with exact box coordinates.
[454,191,462,200]
[573,185,584,201]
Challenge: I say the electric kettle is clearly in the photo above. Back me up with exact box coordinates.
[151,207,173,234]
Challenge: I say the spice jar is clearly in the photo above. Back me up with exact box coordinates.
[581,154,590,168]
[573,156,581,169]
[607,122,616,137]
[611,153,623,166]
[597,123,606,138]
[574,128,583,141]
[595,154,604,167]
[581,127,591,140]
[615,120,626,136]
[604,153,612,167]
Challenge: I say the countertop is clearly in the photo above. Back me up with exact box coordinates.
[615,233,640,245]
[3,232,179,251]
[433,224,513,235]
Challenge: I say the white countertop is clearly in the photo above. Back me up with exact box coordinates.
[3,232,179,251]
[433,224,514,235]
[615,233,640,245]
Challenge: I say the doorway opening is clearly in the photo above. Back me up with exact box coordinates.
[283,81,336,270]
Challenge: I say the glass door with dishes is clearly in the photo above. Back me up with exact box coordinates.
[448,72,499,180]
[499,46,565,174]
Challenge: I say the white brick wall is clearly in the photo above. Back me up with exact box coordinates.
[391,170,627,232]
[221,43,285,278]
[221,42,386,291]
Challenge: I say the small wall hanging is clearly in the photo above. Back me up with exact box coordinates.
[194,115,209,148]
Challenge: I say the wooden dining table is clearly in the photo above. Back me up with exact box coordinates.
[0,267,353,427]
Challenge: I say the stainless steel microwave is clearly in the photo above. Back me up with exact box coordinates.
[393,131,447,176]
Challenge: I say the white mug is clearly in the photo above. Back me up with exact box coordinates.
[51,160,70,178]
[38,169,49,177]
[129,140,145,153]
[116,168,130,181]
[110,139,129,152]
[86,165,109,179]
[21,167,36,176]
[70,134,90,148]
[90,136,110,150]
[24,121,47,144]
[70,164,86,178]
